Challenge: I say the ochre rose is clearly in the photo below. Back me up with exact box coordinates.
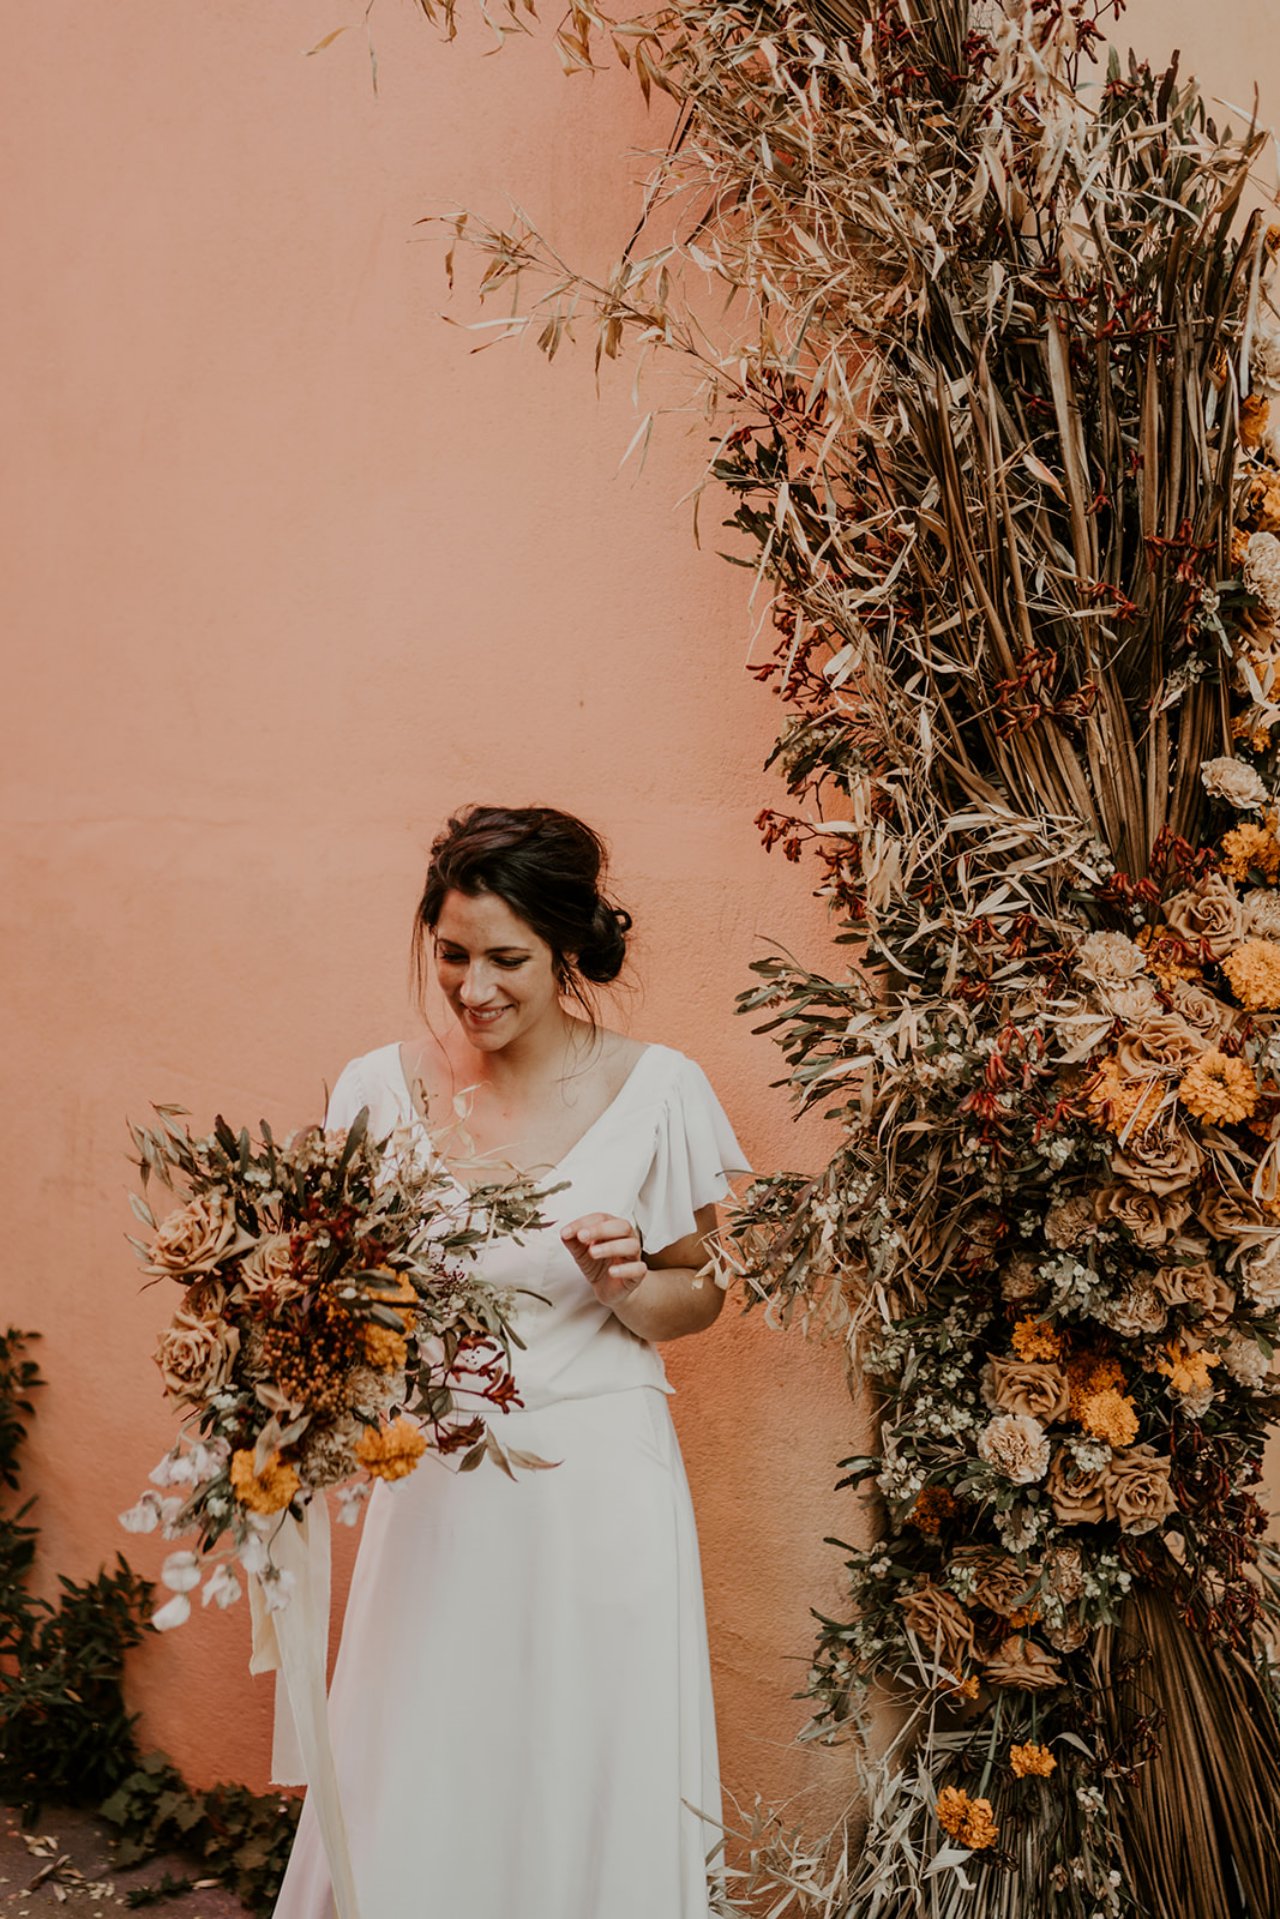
[1094,1184,1190,1247]
[1166,978,1236,1040]
[239,1232,306,1301]
[1162,874,1245,962]
[982,1356,1070,1426]
[1110,1114,1203,1197]
[1046,1446,1107,1525]
[1114,1015,1201,1078]
[154,1310,241,1403]
[1103,1444,1178,1534]
[896,1583,975,1675]
[147,1193,244,1277]
[951,1546,1035,1617]
[983,1634,1064,1692]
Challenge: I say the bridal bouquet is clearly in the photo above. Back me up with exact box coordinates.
[120,1100,553,1631]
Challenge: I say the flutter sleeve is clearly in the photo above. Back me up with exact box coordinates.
[323,1057,367,1132]
[632,1052,753,1256]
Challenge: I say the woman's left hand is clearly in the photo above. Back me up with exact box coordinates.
[560,1212,648,1309]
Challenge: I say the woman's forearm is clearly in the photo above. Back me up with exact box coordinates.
[609,1261,724,1341]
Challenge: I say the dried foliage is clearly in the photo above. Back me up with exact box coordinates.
[423,0,1280,1911]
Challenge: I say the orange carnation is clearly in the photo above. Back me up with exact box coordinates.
[908,1485,960,1534]
[355,1415,428,1481]
[1178,1049,1258,1125]
[1012,1318,1065,1362]
[1080,1387,1140,1448]
[1223,937,1280,1011]
[230,1447,301,1515]
[1010,1741,1057,1778]
[935,1786,999,1849]
[1220,822,1280,884]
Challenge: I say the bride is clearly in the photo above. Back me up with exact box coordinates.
[271,801,753,1919]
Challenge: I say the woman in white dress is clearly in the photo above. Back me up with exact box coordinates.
[272,803,753,1919]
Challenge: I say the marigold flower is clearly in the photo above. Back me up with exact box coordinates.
[1066,1353,1125,1421]
[908,1485,960,1534]
[361,1323,409,1370]
[1012,1318,1064,1362]
[1223,937,1280,1010]
[230,1447,301,1515]
[1010,1741,1057,1778]
[355,1415,427,1481]
[1220,822,1280,884]
[1084,1059,1164,1136]
[935,1786,999,1849]
[1136,924,1201,984]
[1080,1387,1140,1449]
[1178,1048,1259,1125]
[1155,1340,1220,1397]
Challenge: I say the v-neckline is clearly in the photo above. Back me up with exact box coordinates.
[392,1039,660,1195]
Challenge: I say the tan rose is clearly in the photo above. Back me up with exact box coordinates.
[951,1546,1036,1617]
[1111,1114,1203,1196]
[1094,1183,1191,1247]
[154,1309,241,1403]
[147,1192,245,1277]
[1152,1261,1219,1309]
[977,1413,1051,1485]
[982,1356,1070,1426]
[1103,1444,1178,1534]
[1200,757,1270,811]
[983,1634,1064,1692]
[1163,874,1245,962]
[1197,1186,1273,1257]
[1166,978,1236,1040]
[239,1232,306,1301]
[1173,1267,1236,1330]
[1045,1542,1085,1603]
[896,1583,976,1675]
[1043,1616,1090,1654]
[1114,1014,1202,1079]
[1044,1195,1099,1251]
[1046,1446,1108,1525]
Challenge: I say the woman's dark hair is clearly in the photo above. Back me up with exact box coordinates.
[410,804,633,1028]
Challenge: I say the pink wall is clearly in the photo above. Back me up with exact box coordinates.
[1,0,1273,1850]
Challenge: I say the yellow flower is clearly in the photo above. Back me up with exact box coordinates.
[1085,1059,1164,1136]
[1012,1318,1064,1362]
[1178,1048,1259,1125]
[1080,1387,1140,1448]
[936,1786,999,1849]
[1156,1340,1220,1397]
[230,1447,301,1515]
[1010,1741,1057,1778]
[1066,1353,1125,1421]
[361,1323,409,1370]
[355,1415,427,1481]
[1223,937,1280,1010]
[1220,821,1280,884]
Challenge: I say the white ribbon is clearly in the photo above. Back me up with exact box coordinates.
[247,1497,364,1919]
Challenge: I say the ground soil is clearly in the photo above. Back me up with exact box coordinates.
[0,1805,254,1916]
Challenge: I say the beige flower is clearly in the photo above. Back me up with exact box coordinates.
[1000,1251,1043,1303]
[1197,1185,1272,1246]
[896,1583,976,1675]
[1242,1236,1280,1310]
[1100,1280,1168,1338]
[1103,1444,1178,1535]
[1111,1113,1203,1197]
[977,1413,1051,1485]
[1163,874,1246,962]
[982,1356,1070,1426]
[951,1546,1035,1617]
[1046,1446,1108,1525]
[1171,1267,1236,1330]
[1076,931,1148,986]
[1094,1183,1191,1247]
[1095,978,1161,1023]
[1252,318,1280,396]
[1245,530,1280,621]
[154,1309,241,1403]
[983,1634,1065,1692]
[1044,1616,1090,1654]
[147,1192,245,1277]
[1201,757,1270,811]
[1166,978,1236,1040]
[239,1232,306,1301]
[1044,1542,1085,1603]
[1043,1195,1098,1251]
[1114,1015,1202,1079]
[1243,887,1280,939]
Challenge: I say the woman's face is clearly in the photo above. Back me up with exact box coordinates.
[432,887,566,1048]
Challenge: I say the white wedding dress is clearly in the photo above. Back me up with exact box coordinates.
[270,1038,752,1919]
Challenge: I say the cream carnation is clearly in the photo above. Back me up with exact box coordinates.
[1076,931,1148,986]
[977,1413,1051,1485]
[1200,757,1270,811]
[1245,530,1280,621]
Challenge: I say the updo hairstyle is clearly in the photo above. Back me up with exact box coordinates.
[410,804,634,1029]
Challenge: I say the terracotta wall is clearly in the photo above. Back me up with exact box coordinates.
[1,0,1273,1846]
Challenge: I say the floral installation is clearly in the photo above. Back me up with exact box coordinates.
[348,0,1280,1910]
[120,1101,555,1632]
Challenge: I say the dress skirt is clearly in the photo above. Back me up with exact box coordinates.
[271,1384,723,1919]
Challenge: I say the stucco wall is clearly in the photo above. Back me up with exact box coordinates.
[1,0,1274,1853]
